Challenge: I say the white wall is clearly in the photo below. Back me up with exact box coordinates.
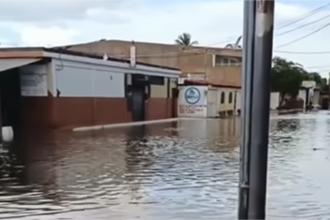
[218,88,240,112]
[235,90,241,112]
[302,80,316,88]
[207,88,218,117]
[178,86,207,117]
[313,90,320,106]
[52,59,125,97]
[298,89,306,109]
[270,92,280,110]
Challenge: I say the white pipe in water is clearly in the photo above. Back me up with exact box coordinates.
[2,126,13,143]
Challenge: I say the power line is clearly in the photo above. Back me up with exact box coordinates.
[276,12,330,36]
[274,50,330,54]
[119,4,330,57]
[276,2,330,30]
[276,21,330,48]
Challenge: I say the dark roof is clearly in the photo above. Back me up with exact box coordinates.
[0,47,180,71]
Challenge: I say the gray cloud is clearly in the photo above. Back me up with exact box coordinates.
[0,0,136,23]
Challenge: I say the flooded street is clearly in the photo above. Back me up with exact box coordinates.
[1,112,330,219]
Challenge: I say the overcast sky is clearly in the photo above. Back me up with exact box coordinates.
[0,0,330,76]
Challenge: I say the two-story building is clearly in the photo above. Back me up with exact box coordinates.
[59,40,242,87]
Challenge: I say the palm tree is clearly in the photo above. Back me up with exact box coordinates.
[175,33,198,46]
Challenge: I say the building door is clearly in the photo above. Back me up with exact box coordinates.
[171,88,178,117]
[233,91,237,114]
[321,98,329,110]
[0,68,21,133]
[131,87,145,122]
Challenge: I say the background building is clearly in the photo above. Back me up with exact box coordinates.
[61,40,242,87]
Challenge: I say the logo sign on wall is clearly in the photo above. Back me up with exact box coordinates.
[184,87,201,105]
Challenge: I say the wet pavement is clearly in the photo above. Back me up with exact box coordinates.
[1,112,330,219]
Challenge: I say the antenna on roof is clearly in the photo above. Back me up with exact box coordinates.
[130,41,136,67]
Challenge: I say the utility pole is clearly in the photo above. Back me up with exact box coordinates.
[238,0,275,219]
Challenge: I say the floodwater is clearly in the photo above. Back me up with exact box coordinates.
[1,112,330,219]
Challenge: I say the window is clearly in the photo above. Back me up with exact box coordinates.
[215,55,223,65]
[214,55,242,67]
[221,92,225,104]
[228,92,233,103]
[149,76,165,85]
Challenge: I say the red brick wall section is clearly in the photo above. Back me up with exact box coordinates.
[93,98,131,125]
[173,98,178,118]
[20,92,54,131]
[146,98,174,120]
[53,97,130,129]
[20,96,176,131]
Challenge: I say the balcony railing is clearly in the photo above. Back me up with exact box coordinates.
[214,62,242,67]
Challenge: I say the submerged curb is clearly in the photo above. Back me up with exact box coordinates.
[73,118,181,132]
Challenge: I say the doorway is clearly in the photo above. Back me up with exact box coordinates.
[321,97,329,110]
[131,87,145,122]
[171,88,178,117]
[233,91,237,114]
[0,68,21,134]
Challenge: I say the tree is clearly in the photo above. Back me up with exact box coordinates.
[270,57,309,105]
[308,72,327,90]
[321,76,329,92]
[175,33,198,46]
[271,57,328,108]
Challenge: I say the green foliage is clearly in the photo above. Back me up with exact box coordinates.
[175,33,198,46]
[271,57,326,98]
[271,57,308,98]
[309,72,327,90]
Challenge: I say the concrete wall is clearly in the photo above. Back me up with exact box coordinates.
[313,90,320,106]
[53,59,125,98]
[235,90,241,114]
[150,83,167,98]
[218,88,240,113]
[177,86,208,117]
[178,51,241,87]
[302,80,316,88]
[67,40,242,87]
[146,77,178,120]
[19,62,54,131]
[18,57,178,131]
[207,88,219,117]
[177,85,240,118]
[19,63,50,97]
[270,92,280,110]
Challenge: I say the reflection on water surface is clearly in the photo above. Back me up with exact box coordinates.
[1,114,330,219]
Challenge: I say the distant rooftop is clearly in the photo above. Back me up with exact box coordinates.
[55,39,242,57]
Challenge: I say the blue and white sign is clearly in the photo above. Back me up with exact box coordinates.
[184,87,201,105]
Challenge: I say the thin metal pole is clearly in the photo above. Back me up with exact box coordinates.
[238,0,256,219]
[238,0,275,219]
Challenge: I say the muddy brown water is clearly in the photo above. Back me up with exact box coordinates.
[1,112,330,219]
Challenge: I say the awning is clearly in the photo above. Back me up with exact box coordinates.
[0,58,41,72]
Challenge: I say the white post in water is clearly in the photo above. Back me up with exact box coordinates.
[238,0,275,219]
[2,126,13,143]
